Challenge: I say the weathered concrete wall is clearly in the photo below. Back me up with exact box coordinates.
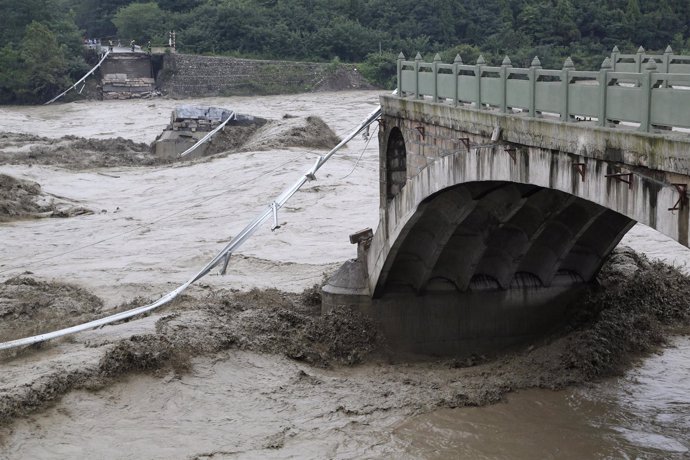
[382,95,690,176]
[367,97,690,296]
[100,53,155,99]
[101,54,152,79]
[156,54,370,98]
[376,95,690,248]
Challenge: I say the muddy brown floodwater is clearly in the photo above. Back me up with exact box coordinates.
[0,91,689,459]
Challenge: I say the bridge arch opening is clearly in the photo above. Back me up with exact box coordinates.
[352,180,638,356]
[376,181,635,297]
[385,127,407,201]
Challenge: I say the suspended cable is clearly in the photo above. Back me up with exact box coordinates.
[338,125,376,180]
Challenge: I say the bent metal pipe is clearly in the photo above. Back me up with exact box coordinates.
[0,104,383,351]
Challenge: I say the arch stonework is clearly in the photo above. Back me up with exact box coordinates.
[323,96,690,356]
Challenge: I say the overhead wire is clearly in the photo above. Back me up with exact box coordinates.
[338,126,376,180]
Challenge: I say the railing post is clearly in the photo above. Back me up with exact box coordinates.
[453,54,462,107]
[640,58,656,132]
[476,55,485,109]
[663,45,672,72]
[636,46,645,74]
[598,57,612,127]
[414,52,422,99]
[397,52,405,96]
[432,53,441,103]
[500,55,511,113]
[611,45,620,72]
[529,56,541,118]
[662,45,672,88]
[561,57,575,122]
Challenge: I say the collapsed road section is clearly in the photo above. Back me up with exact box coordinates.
[153,105,266,159]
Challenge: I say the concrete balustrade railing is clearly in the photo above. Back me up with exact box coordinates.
[611,45,690,75]
[397,46,690,133]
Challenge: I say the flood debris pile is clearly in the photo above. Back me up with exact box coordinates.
[153,105,340,159]
[560,247,690,379]
[240,115,341,151]
[0,174,92,221]
[0,174,50,221]
[0,285,379,424]
[154,287,379,368]
[0,111,341,169]
[0,277,103,343]
[0,132,155,169]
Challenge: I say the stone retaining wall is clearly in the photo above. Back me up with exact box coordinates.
[156,53,370,97]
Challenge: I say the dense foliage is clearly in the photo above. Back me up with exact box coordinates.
[0,0,88,103]
[2,0,690,102]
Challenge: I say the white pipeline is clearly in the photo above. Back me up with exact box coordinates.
[0,105,382,351]
[178,112,236,158]
[45,51,111,105]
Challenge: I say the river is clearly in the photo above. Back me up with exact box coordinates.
[395,336,690,459]
[0,91,689,459]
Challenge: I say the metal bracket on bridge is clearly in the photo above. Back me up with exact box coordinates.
[605,172,634,189]
[504,146,517,163]
[362,124,370,140]
[573,163,586,182]
[304,155,323,182]
[220,253,231,275]
[377,117,386,132]
[270,202,281,231]
[415,125,426,139]
[669,184,689,211]
[457,137,470,152]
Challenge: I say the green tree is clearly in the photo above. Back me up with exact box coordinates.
[0,0,54,45]
[72,0,132,38]
[360,51,398,89]
[112,2,169,42]
[19,21,70,102]
[309,17,382,60]
[0,0,85,105]
[0,46,25,102]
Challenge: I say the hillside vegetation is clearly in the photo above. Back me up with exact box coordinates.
[1,0,689,102]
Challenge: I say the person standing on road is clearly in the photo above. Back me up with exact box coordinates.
[130,39,136,52]
[108,40,114,52]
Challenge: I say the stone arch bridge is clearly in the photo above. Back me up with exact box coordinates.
[323,48,690,356]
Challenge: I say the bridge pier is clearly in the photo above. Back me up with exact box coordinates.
[323,261,588,357]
